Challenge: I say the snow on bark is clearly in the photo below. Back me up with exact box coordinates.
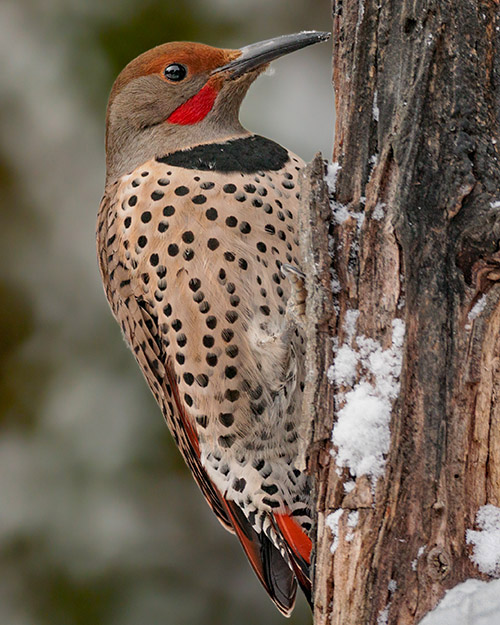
[467,294,488,321]
[418,579,500,625]
[330,318,405,483]
[325,508,344,554]
[466,505,500,576]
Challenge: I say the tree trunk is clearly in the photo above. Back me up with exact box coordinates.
[302,1,500,624]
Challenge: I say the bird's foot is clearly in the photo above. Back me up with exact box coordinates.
[281,263,307,330]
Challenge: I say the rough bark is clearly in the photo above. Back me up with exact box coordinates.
[302,1,500,624]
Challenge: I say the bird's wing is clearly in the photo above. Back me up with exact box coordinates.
[97,190,298,615]
[97,189,233,527]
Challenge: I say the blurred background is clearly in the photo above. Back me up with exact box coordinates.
[0,1,333,623]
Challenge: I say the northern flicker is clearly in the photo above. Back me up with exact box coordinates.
[97,31,329,615]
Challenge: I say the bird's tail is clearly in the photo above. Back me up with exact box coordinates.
[273,512,312,607]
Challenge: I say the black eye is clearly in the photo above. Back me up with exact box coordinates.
[164,64,187,82]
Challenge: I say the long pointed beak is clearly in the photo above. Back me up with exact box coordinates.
[212,31,330,79]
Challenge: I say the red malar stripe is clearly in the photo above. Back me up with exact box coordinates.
[167,83,218,125]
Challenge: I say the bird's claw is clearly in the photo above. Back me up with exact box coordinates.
[281,264,307,329]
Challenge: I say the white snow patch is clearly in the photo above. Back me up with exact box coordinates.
[388,579,397,593]
[468,295,487,321]
[327,509,359,549]
[372,202,386,221]
[373,89,380,121]
[490,200,500,209]
[467,505,500,576]
[347,511,359,527]
[332,384,392,479]
[418,578,500,625]
[376,580,397,625]
[330,200,365,229]
[357,0,365,28]
[377,606,389,625]
[326,161,341,195]
[331,201,351,224]
[331,274,342,294]
[344,480,356,493]
[344,309,360,340]
[412,545,427,570]
[345,510,359,542]
[326,509,344,553]
[326,162,365,227]
[330,198,365,226]
[331,319,405,483]
[329,344,360,386]
[355,210,366,228]
[368,153,379,178]
[328,310,360,386]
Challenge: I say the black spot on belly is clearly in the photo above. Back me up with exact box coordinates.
[196,415,208,428]
[192,194,207,204]
[225,389,240,402]
[196,374,209,387]
[219,434,235,448]
[200,181,215,190]
[233,478,246,492]
[206,316,217,329]
[262,483,279,495]
[206,353,218,366]
[262,498,281,509]
[219,412,234,426]
[157,135,290,173]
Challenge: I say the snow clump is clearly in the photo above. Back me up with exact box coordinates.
[467,504,500,576]
[330,318,405,484]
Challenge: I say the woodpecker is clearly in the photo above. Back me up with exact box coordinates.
[97,31,330,615]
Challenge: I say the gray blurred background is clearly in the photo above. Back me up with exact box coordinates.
[0,1,333,623]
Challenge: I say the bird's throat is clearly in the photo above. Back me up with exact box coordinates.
[167,83,218,125]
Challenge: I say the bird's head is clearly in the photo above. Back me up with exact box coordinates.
[105,31,330,182]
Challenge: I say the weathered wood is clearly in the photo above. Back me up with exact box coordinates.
[298,155,337,616]
[304,1,500,624]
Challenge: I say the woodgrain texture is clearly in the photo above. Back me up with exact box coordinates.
[302,2,500,623]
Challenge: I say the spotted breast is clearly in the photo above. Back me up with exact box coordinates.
[98,32,330,615]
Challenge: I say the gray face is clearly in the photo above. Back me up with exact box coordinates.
[108,72,208,134]
[105,70,257,183]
